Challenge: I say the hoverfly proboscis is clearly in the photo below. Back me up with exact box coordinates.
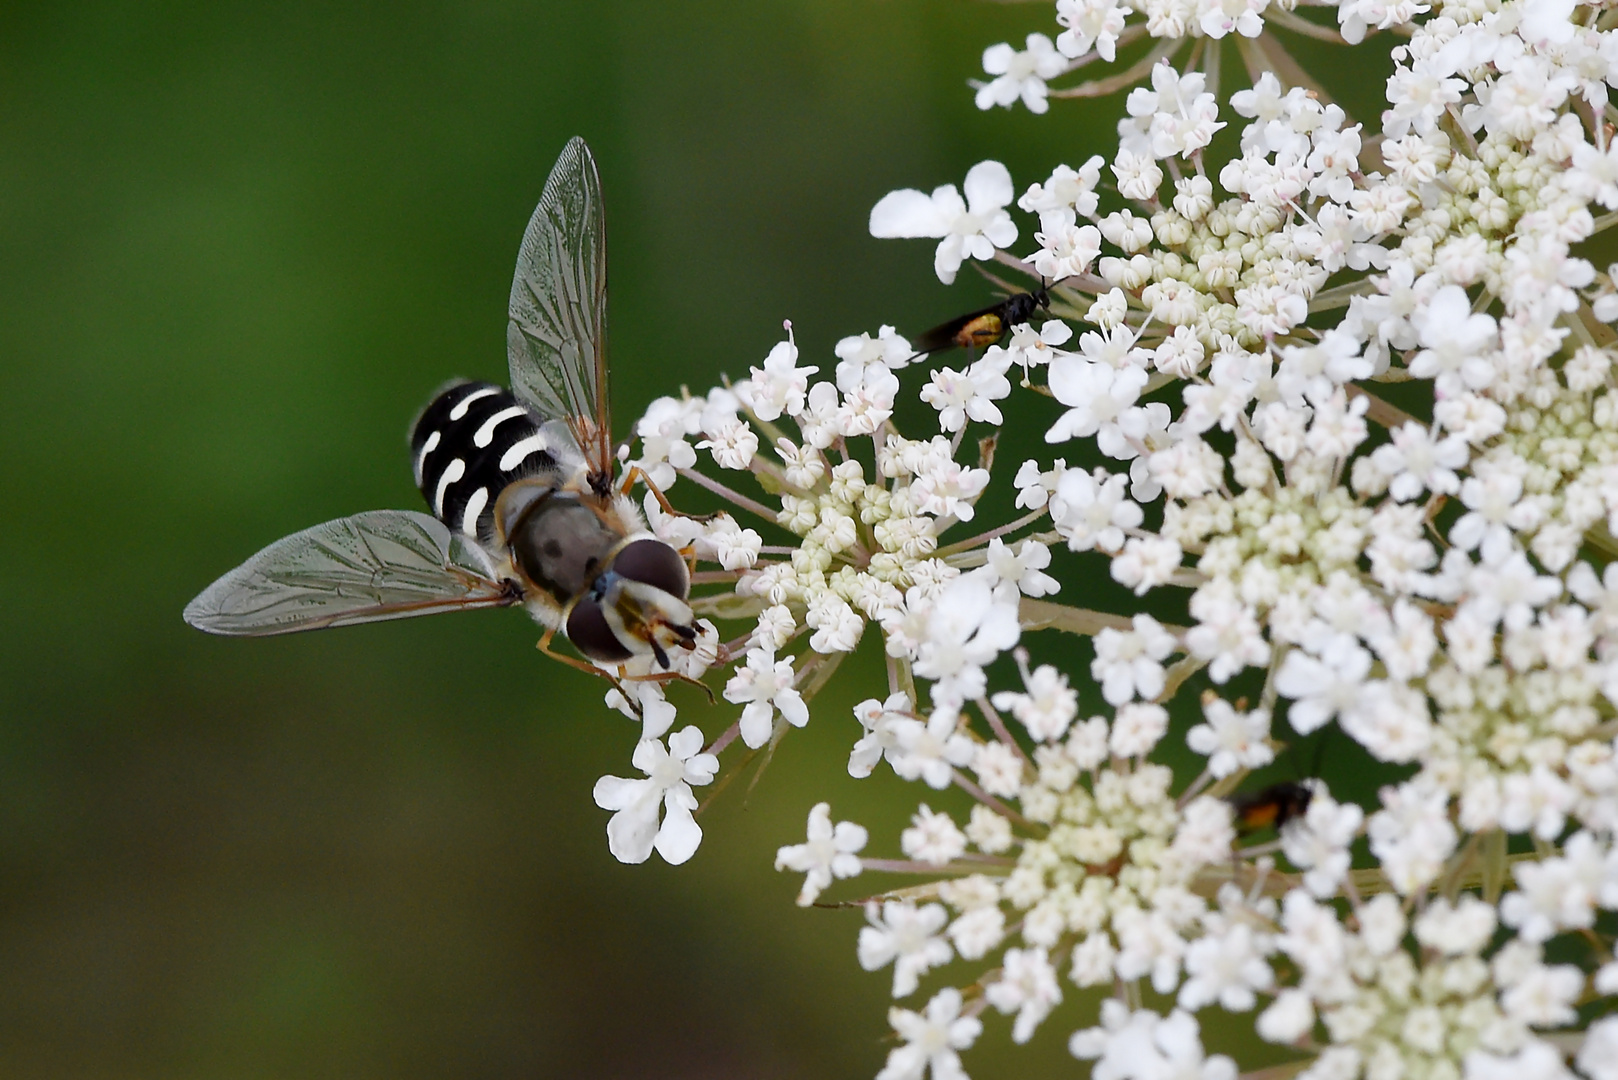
[184,137,700,683]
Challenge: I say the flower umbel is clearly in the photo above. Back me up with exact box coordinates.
[585,0,1618,1076]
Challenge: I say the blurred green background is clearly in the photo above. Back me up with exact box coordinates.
[0,2,1135,1077]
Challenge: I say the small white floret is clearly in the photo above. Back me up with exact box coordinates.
[592,727,719,866]
[774,802,867,906]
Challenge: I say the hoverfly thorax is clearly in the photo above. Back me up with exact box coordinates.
[185,137,700,681]
[493,479,623,603]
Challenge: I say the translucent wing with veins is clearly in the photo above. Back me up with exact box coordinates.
[184,510,520,636]
[506,136,613,492]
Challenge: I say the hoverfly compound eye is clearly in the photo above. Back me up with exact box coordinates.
[566,598,634,664]
[611,538,690,600]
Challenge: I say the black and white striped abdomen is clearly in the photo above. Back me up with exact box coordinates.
[410,381,567,540]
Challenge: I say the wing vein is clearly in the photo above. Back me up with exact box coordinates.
[506,137,611,481]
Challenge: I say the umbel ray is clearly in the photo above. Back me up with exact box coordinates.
[185,137,700,685]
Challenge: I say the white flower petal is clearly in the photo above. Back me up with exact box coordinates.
[963,160,1014,212]
[654,796,704,865]
[871,188,951,238]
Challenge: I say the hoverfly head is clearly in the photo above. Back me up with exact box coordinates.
[567,537,694,668]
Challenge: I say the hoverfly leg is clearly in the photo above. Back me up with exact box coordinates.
[622,668,717,704]
[621,465,722,524]
[535,623,631,697]
[682,672,717,704]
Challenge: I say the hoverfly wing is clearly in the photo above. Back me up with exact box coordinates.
[184,510,520,636]
[913,305,997,355]
[506,136,613,488]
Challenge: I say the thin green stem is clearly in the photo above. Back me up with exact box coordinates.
[1020,597,1181,636]
[677,466,779,522]
[935,508,1051,558]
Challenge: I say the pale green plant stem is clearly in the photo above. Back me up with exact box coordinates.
[676,465,780,521]
[975,694,1033,768]
[1049,36,1181,99]
[1345,384,1422,431]
[1157,654,1210,703]
[1264,6,1351,44]
[858,857,1012,875]
[1019,597,1144,635]
[951,768,1041,832]
[935,508,1051,559]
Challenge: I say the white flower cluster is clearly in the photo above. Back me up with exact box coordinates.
[589,0,1618,1076]
[968,0,1435,122]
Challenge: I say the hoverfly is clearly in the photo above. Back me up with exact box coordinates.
[912,284,1052,356]
[184,138,698,677]
[1227,780,1315,837]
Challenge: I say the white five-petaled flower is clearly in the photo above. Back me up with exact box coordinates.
[836,324,915,373]
[1500,830,1617,941]
[858,900,955,997]
[1273,644,1373,734]
[1178,923,1275,1012]
[1071,1002,1237,1080]
[631,394,703,489]
[1185,581,1272,684]
[724,646,810,749]
[985,946,1063,1043]
[889,709,978,790]
[870,160,1019,284]
[1045,357,1147,444]
[739,329,817,422]
[1092,614,1177,705]
[1019,158,1103,228]
[1049,466,1144,554]
[850,691,914,778]
[697,416,759,471]
[901,804,968,865]
[1368,779,1458,895]
[1408,284,1500,395]
[696,513,762,571]
[592,727,719,866]
[1279,785,1365,897]
[877,987,983,1080]
[991,662,1079,741]
[1186,698,1274,778]
[920,353,1013,432]
[912,576,1022,707]
[972,537,1059,599]
[974,33,1068,115]
[1369,421,1469,502]
[1002,320,1075,383]
[1055,0,1130,61]
[1124,64,1228,160]
[774,802,868,906]
[1449,463,1542,557]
